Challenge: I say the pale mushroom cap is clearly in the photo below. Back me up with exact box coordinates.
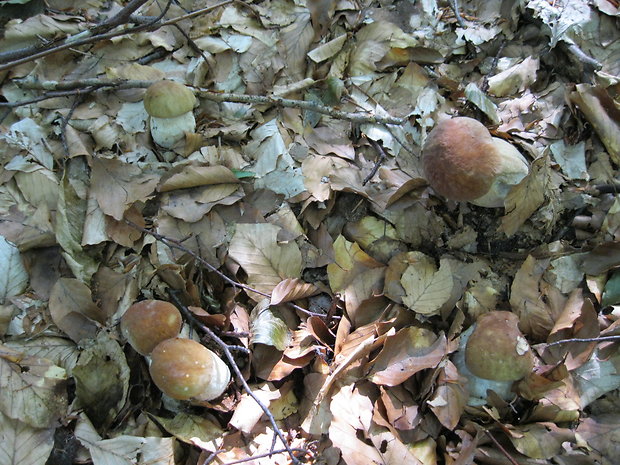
[149,338,231,401]
[143,80,196,118]
[422,117,528,207]
[464,311,534,381]
[121,300,182,355]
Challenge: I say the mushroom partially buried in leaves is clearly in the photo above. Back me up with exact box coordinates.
[422,117,529,207]
[143,80,196,148]
[121,299,183,356]
[455,311,534,405]
[149,338,231,402]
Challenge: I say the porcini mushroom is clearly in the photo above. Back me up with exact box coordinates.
[143,80,196,148]
[422,117,529,207]
[149,338,231,402]
[454,311,534,405]
[121,300,182,355]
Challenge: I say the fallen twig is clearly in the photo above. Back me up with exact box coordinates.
[545,335,620,347]
[12,77,406,125]
[124,220,326,318]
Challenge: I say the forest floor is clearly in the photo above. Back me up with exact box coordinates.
[1,0,620,464]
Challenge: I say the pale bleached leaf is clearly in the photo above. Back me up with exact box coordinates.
[0,410,54,465]
[250,299,292,350]
[0,344,67,428]
[229,223,302,295]
[0,235,28,304]
[400,253,453,316]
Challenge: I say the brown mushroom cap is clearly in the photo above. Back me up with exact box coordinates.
[464,311,534,381]
[149,338,231,401]
[120,300,182,355]
[422,117,528,207]
[143,80,196,118]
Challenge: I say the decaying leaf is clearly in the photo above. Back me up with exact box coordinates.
[400,253,453,316]
[229,223,302,295]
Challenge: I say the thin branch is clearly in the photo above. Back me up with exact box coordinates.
[197,90,405,125]
[363,138,387,185]
[545,335,620,347]
[483,429,520,465]
[0,0,151,64]
[0,0,233,72]
[13,78,405,125]
[124,220,326,318]
[168,291,304,465]
[448,0,466,27]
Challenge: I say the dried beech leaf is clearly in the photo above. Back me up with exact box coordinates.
[229,223,302,295]
[270,278,319,305]
[0,235,28,304]
[90,157,159,221]
[0,410,54,465]
[368,327,447,386]
[400,253,452,316]
[48,278,102,343]
[0,344,67,428]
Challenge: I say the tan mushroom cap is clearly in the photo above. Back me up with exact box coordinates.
[149,338,231,401]
[143,80,196,118]
[464,311,534,381]
[422,117,528,207]
[120,300,182,355]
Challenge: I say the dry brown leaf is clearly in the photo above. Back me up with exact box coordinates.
[90,157,159,221]
[48,278,102,343]
[367,327,447,386]
[229,223,302,295]
[270,278,319,305]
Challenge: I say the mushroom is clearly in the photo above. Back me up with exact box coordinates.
[120,300,182,355]
[422,117,529,207]
[454,311,534,405]
[149,338,231,402]
[143,80,196,148]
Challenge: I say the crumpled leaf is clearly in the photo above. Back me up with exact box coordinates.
[229,383,282,433]
[506,423,574,460]
[250,299,292,350]
[367,327,447,386]
[569,83,620,164]
[73,333,130,430]
[487,57,539,97]
[90,157,159,221]
[75,414,175,465]
[150,412,223,450]
[48,278,103,343]
[329,384,384,465]
[270,278,319,305]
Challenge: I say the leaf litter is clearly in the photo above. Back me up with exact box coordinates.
[1,0,620,464]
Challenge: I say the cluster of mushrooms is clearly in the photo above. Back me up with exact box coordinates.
[422,119,535,402]
[121,300,231,403]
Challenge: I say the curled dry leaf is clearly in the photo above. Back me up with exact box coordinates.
[270,278,320,305]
